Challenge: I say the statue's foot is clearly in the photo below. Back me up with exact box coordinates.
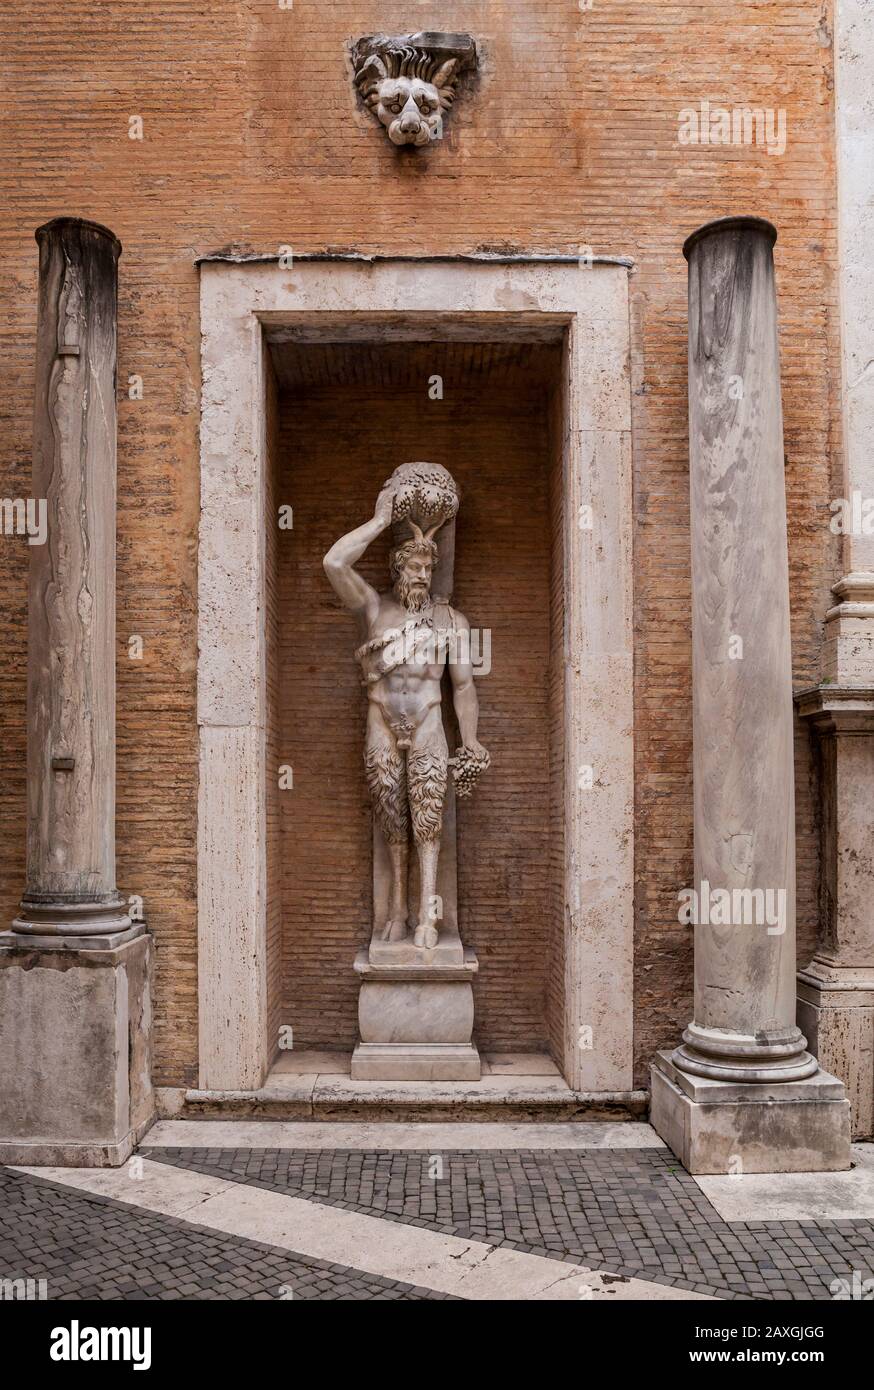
[413,921,439,949]
[380,917,408,942]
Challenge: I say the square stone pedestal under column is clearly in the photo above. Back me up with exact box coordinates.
[0,927,154,1166]
[352,946,480,1081]
[650,1051,851,1175]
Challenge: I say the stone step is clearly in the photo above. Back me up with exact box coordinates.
[178,1078,647,1124]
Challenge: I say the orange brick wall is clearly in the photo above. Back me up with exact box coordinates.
[0,2,840,1086]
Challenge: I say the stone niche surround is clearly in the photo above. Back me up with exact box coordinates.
[194,254,634,1103]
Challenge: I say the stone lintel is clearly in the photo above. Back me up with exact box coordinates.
[196,250,636,269]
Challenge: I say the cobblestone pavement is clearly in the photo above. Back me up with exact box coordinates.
[148,1146,874,1301]
[0,1168,456,1301]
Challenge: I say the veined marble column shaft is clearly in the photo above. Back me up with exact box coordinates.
[13,218,130,936]
[675,216,815,1084]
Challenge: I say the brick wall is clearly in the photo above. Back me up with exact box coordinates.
[0,1,840,1085]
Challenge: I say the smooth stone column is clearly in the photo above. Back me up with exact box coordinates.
[650,218,850,1173]
[13,217,130,938]
[678,216,812,1084]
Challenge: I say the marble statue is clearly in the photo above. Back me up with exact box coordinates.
[323,463,489,950]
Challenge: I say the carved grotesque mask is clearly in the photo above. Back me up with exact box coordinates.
[352,34,477,150]
[373,76,444,146]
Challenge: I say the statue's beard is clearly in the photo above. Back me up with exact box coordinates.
[394,575,431,612]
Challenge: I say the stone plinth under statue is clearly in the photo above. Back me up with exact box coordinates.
[324,463,488,1080]
[355,774,480,1080]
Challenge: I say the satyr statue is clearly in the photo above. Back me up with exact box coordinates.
[324,464,489,949]
[352,32,477,148]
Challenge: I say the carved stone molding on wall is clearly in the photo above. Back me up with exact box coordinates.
[351,31,477,148]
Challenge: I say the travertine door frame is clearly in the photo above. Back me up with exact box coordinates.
[196,255,634,1092]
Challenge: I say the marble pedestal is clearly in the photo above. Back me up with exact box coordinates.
[650,1051,851,1175]
[352,940,480,1081]
[0,927,154,1166]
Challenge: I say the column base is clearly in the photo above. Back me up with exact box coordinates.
[673,1022,818,1083]
[12,894,133,937]
[798,960,874,1139]
[0,930,154,1167]
[352,946,481,1081]
[650,1050,851,1174]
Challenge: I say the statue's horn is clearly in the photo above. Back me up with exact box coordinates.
[408,520,425,544]
[423,522,442,542]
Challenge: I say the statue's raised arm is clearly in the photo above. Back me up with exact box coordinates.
[322,483,395,622]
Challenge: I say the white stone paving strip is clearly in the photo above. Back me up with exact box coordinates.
[142,1120,664,1150]
[15,1159,713,1302]
[695,1142,874,1222]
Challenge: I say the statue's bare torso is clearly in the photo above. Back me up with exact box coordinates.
[364,594,452,744]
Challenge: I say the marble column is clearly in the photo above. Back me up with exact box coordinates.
[794,0,874,1140]
[14,218,130,938]
[0,219,152,1166]
[650,217,850,1173]
[680,217,811,1084]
